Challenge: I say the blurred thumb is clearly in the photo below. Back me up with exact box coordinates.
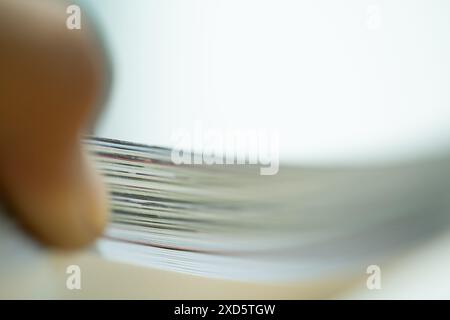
[0,0,109,248]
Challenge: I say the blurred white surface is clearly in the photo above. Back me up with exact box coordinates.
[340,230,450,299]
[1,209,450,299]
[82,0,450,164]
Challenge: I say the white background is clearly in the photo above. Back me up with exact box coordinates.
[84,0,450,165]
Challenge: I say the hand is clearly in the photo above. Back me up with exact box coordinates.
[0,0,109,248]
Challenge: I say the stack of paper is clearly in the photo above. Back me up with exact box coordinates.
[85,137,450,281]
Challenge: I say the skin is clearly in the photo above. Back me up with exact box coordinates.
[0,0,109,248]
